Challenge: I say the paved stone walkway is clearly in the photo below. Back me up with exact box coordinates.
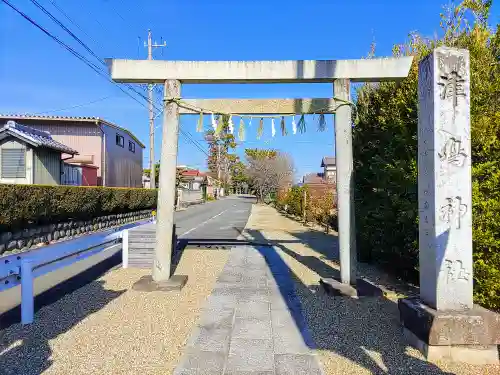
[174,245,324,375]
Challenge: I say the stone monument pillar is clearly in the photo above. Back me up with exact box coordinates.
[398,47,499,364]
[419,47,473,310]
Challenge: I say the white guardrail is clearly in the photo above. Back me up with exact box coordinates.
[0,219,152,325]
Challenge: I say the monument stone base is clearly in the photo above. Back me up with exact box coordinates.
[398,297,500,364]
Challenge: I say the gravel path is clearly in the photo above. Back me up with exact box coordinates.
[242,204,500,375]
[0,248,229,375]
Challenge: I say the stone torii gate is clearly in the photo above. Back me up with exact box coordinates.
[107,57,413,290]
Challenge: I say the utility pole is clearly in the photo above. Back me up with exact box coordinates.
[145,29,166,189]
[204,133,223,199]
[216,142,221,198]
[303,188,307,223]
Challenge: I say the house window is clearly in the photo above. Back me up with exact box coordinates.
[128,141,135,153]
[116,134,124,147]
[1,148,26,178]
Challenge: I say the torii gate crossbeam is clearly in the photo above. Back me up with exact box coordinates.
[107,58,413,83]
[107,57,413,293]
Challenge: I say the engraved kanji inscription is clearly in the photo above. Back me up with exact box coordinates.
[439,196,467,229]
[438,130,468,167]
[155,260,163,271]
[443,259,470,283]
[438,71,465,107]
[437,53,467,109]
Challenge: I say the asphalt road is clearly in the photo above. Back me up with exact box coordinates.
[175,195,255,241]
[0,196,255,322]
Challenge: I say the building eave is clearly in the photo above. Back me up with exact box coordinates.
[0,114,146,149]
[0,129,40,147]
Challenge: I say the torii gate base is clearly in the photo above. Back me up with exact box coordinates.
[131,224,188,292]
[133,274,188,292]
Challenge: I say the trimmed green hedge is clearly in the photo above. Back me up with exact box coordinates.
[281,186,306,217]
[0,184,157,232]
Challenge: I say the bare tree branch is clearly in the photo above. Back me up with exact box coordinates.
[246,151,294,202]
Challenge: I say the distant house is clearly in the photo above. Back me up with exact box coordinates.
[300,156,337,200]
[302,156,337,185]
[302,172,325,185]
[202,171,223,198]
[179,168,206,191]
[174,168,209,205]
[142,174,151,189]
[0,121,78,185]
[0,115,145,187]
[321,156,336,183]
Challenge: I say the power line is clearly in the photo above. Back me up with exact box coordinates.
[78,1,209,156]
[5,0,209,158]
[75,4,209,156]
[30,0,144,101]
[48,0,103,53]
[33,95,114,115]
[88,3,210,157]
[44,0,146,110]
[3,0,106,78]
[105,1,127,23]
[108,0,137,22]
[29,0,104,67]
[74,1,111,36]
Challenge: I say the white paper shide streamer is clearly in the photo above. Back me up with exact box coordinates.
[291,116,297,135]
[271,118,276,137]
[228,115,234,134]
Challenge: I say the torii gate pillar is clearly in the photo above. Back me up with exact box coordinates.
[133,79,188,291]
[153,80,181,282]
[333,79,356,286]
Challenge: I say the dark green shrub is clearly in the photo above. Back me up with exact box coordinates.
[0,184,157,232]
[353,5,500,310]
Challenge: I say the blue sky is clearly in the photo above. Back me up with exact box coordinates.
[1,0,498,180]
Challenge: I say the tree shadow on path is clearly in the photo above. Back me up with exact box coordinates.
[287,229,420,297]
[245,228,457,375]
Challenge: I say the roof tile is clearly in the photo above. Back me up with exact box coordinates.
[321,156,336,167]
[0,121,78,154]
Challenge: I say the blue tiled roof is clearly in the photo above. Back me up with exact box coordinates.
[0,121,78,155]
[0,114,145,148]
